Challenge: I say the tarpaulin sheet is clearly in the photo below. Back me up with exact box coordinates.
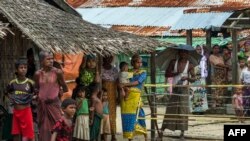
[54,53,84,100]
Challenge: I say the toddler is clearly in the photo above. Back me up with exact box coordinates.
[119,62,133,100]
[232,87,244,123]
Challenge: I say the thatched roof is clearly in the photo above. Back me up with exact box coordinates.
[0,21,11,39]
[0,0,173,55]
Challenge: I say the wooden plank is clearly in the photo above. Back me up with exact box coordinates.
[150,51,157,140]
[228,17,250,20]
[186,30,192,46]
[206,30,212,96]
[231,29,238,85]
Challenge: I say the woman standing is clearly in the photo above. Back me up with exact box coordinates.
[120,54,147,141]
[190,45,208,114]
[209,45,228,108]
[101,56,119,141]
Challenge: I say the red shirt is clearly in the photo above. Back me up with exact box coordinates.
[52,118,74,141]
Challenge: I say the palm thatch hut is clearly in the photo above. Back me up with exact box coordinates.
[0,0,172,99]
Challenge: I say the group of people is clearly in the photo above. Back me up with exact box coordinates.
[209,41,250,122]
[160,41,250,139]
[3,41,250,141]
[2,51,148,141]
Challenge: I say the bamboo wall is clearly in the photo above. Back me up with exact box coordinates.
[0,27,34,103]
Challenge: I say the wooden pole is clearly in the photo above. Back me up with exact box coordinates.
[150,51,156,140]
[206,29,212,97]
[186,30,192,46]
[231,29,238,85]
[97,54,103,89]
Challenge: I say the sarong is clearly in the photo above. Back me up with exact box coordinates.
[212,68,226,107]
[73,115,89,140]
[37,98,62,141]
[162,87,189,131]
[121,88,147,139]
[102,81,117,134]
[90,112,103,140]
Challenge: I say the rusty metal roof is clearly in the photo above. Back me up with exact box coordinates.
[111,26,169,36]
[71,0,212,7]
[67,0,250,10]
[111,25,206,37]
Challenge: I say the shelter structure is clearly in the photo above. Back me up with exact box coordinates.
[72,0,250,85]
[171,7,250,84]
[0,0,170,100]
[67,0,250,139]
[74,0,250,37]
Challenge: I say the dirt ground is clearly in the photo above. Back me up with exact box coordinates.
[111,106,248,141]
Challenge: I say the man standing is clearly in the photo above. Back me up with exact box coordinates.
[34,51,68,141]
[161,49,196,140]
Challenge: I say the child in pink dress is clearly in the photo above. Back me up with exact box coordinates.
[232,87,244,123]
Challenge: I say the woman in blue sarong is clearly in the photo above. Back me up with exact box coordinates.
[120,54,147,141]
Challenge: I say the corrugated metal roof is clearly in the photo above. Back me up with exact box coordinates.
[66,0,88,8]
[111,26,169,36]
[73,0,215,7]
[76,7,190,27]
[170,12,233,30]
[111,25,206,37]
[69,0,250,9]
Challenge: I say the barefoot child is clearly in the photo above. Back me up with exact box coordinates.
[101,88,111,141]
[119,62,133,100]
[72,86,90,141]
[232,87,245,123]
[89,83,103,141]
[6,58,35,141]
[51,99,76,141]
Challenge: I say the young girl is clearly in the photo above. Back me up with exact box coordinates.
[51,98,76,141]
[79,54,100,99]
[72,86,90,141]
[119,61,133,100]
[232,87,244,123]
[101,88,111,141]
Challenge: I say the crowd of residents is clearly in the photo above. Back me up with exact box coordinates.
[1,40,250,141]
[1,51,147,141]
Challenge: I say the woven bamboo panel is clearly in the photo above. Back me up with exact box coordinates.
[0,28,32,101]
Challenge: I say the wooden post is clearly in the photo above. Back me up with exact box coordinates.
[97,54,103,89]
[186,30,192,46]
[206,30,212,52]
[32,45,40,69]
[206,29,212,96]
[150,51,156,140]
[231,29,238,85]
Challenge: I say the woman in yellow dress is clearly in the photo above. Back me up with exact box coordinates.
[120,54,147,141]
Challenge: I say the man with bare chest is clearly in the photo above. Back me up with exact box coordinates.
[161,50,196,139]
[34,51,68,141]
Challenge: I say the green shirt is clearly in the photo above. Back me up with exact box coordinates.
[76,98,89,116]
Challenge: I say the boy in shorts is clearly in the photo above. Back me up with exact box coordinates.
[5,57,35,141]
